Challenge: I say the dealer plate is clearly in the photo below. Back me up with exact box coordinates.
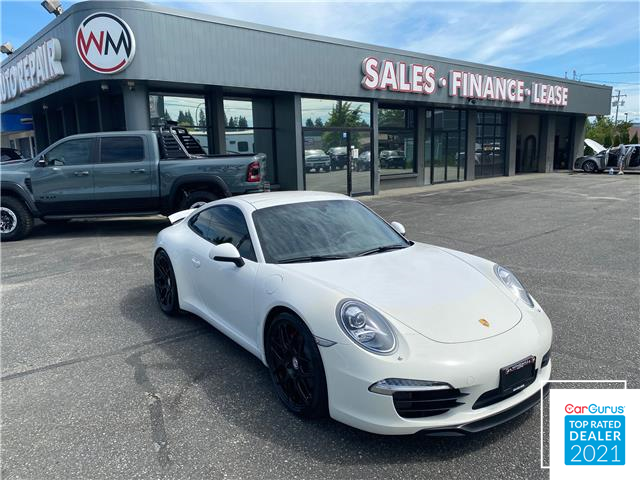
[500,355,536,395]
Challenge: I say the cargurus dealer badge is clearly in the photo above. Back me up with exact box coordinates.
[546,386,639,479]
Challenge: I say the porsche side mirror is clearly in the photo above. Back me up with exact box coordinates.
[390,221,406,236]
[35,157,47,167]
[209,243,245,267]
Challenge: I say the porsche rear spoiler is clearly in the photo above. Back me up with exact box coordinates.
[168,208,195,224]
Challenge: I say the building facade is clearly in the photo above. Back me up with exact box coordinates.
[1,1,612,195]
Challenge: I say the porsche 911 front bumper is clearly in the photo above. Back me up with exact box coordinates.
[319,318,552,435]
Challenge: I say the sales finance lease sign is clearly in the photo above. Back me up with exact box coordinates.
[0,39,64,104]
[361,57,568,107]
[76,12,136,74]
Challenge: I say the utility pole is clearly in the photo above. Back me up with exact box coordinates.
[612,90,627,123]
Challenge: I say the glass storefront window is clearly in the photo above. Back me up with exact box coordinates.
[425,110,467,183]
[379,107,416,176]
[224,97,276,182]
[301,97,372,196]
[301,98,371,127]
[475,111,506,178]
[149,94,208,153]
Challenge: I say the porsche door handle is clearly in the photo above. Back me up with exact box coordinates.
[73,170,90,176]
[130,168,146,174]
[191,257,201,268]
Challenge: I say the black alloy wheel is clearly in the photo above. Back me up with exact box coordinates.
[154,250,180,316]
[265,313,328,418]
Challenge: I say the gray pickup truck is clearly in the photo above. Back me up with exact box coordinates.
[0,127,266,241]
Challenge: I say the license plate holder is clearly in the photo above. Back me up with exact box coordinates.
[500,356,536,395]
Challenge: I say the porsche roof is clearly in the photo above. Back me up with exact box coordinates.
[235,191,353,209]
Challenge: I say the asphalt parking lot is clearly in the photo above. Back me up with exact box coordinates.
[1,172,638,479]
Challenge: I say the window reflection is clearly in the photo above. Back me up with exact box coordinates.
[426,110,467,183]
[475,111,506,178]
[379,107,416,176]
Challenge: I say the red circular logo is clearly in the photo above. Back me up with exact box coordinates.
[76,12,136,74]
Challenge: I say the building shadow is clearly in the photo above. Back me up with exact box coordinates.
[27,217,169,240]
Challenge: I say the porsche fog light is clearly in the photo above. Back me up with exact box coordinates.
[494,265,534,308]
[337,300,396,354]
[369,378,452,395]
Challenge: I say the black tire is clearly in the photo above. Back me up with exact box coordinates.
[178,190,219,211]
[583,160,598,173]
[154,250,181,316]
[265,312,329,419]
[1,197,33,241]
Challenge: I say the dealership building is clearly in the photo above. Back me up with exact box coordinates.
[1,1,612,196]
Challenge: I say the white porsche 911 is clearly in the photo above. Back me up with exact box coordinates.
[153,191,552,435]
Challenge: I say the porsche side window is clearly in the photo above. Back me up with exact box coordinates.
[190,206,256,262]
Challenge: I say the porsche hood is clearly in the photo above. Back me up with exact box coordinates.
[282,244,522,344]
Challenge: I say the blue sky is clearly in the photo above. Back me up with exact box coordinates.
[1,0,639,121]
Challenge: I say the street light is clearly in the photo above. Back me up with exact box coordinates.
[0,42,14,54]
[41,0,63,16]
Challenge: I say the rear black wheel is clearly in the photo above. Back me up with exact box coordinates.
[154,250,180,316]
[265,312,328,418]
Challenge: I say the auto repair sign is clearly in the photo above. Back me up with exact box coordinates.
[76,12,136,74]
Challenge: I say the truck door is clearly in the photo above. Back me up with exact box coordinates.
[29,137,96,215]
[92,135,155,213]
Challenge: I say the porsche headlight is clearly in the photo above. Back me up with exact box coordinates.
[337,300,397,354]
[494,265,534,308]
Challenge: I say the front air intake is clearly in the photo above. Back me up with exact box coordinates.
[393,388,467,418]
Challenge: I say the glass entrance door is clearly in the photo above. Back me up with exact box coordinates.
[303,129,372,196]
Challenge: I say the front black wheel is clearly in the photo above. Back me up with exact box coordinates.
[1,197,33,241]
[154,250,180,316]
[265,313,328,418]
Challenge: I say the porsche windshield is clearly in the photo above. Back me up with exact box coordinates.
[252,200,410,263]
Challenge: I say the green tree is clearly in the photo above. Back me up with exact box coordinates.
[613,134,621,146]
[378,108,405,127]
[238,115,249,128]
[305,118,314,127]
[198,109,206,127]
[321,101,365,150]
[184,111,194,126]
[603,134,612,147]
[228,116,237,128]
[163,109,172,121]
[631,131,639,144]
[314,117,324,127]
[177,110,185,124]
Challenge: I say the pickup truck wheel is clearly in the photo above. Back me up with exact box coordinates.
[179,190,219,211]
[0,197,33,241]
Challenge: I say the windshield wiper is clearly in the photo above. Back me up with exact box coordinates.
[356,244,408,257]
[277,254,350,264]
